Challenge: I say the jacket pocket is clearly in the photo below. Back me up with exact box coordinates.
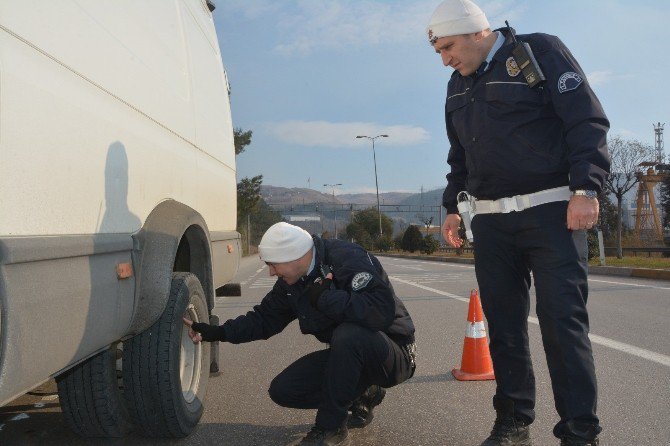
[484,81,544,120]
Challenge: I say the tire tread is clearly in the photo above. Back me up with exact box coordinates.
[56,346,132,437]
[123,272,208,437]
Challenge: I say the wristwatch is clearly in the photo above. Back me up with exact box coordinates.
[573,189,598,199]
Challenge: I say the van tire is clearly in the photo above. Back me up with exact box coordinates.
[122,272,210,437]
[56,343,133,437]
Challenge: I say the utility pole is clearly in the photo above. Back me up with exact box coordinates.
[324,183,342,238]
[355,134,389,237]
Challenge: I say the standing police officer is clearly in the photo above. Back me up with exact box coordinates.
[184,222,416,446]
[427,1,610,445]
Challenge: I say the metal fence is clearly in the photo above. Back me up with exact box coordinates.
[266,202,445,239]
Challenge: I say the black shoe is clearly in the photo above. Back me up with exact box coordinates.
[347,385,386,429]
[298,425,350,446]
[560,435,599,446]
[480,399,531,446]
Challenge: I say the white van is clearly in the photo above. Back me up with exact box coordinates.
[0,0,240,438]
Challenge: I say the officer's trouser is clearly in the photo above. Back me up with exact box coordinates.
[471,201,601,439]
[268,323,414,430]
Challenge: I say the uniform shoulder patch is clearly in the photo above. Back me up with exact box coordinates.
[557,71,583,93]
[351,272,373,291]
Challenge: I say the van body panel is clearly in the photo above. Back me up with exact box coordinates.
[0,234,135,406]
[0,0,239,409]
[0,0,236,236]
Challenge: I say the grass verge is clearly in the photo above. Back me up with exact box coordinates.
[589,256,670,270]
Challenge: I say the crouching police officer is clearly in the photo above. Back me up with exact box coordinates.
[427,0,610,445]
[184,222,416,446]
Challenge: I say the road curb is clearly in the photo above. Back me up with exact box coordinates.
[376,253,670,281]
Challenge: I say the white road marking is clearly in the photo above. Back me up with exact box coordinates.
[389,276,469,303]
[249,277,276,289]
[34,403,45,408]
[525,317,670,367]
[240,266,267,285]
[386,259,475,270]
[589,278,670,291]
[10,413,29,421]
[424,261,475,269]
[391,276,670,368]
[391,273,464,284]
[392,264,426,270]
[41,394,58,401]
[389,258,670,290]
[588,334,670,367]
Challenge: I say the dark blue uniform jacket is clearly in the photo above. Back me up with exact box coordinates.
[442,28,611,213]
[220,236,415,346]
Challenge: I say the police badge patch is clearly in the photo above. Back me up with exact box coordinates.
[351,272,373,291]
[558,72,583,93]
[506,57,520,77]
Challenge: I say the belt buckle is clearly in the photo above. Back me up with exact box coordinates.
[500,196,520,213]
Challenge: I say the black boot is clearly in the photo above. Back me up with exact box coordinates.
[298,425,350,446]
[347,385,386,429]
[560,436,599,446]
[558,419,600,445]
[480,399,531,446]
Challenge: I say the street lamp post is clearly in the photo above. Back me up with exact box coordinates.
[356,134,388,237]
[323,183,342,238]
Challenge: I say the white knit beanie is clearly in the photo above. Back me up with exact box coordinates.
[258,222,314,263]
[426,0,490,43]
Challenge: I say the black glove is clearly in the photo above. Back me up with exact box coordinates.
[191,321,226,342]
[304,276,332,309]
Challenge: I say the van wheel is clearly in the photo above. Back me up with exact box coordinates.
[122,272,210,437]
[56,342,133,437]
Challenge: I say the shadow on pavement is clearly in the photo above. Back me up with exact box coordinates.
[0,412,313,446]
[404,373,456,384]
[193,422,313,446]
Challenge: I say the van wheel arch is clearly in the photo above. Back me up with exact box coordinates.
[128,200,214,336]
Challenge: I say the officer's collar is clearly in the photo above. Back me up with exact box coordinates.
[305,247,317,276]
[484,31,505,67]
[301,236,325,282]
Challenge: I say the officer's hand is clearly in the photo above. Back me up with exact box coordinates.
[305,273,333,309]
[442,214,463,248]
[182,317,225,343]
[567,195,599,231]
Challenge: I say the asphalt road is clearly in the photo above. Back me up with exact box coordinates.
[1,255,669,445]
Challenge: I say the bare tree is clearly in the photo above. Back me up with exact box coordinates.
[603,136,655,258]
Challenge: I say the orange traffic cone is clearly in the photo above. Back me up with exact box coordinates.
[452,289,495,381]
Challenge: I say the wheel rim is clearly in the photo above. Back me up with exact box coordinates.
[180,303,202,404]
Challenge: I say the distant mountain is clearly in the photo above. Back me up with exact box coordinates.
[337,192,414,205]
[397,187,443,206]
[261,185,339,204]
[261,185,426,205]
[262,185,416,206]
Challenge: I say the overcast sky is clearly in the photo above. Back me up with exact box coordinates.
[213,0,668,196]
